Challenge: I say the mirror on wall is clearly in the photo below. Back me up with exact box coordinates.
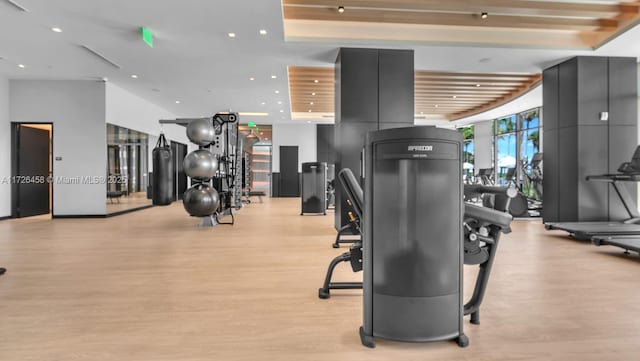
[106,124,151,214]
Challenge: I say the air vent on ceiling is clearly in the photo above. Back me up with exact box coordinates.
[80,45,121,69]
[4,0,28,12]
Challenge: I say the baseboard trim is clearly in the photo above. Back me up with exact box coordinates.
[0,216,11,221]
[53,214,107,219]
[106,205,155,217]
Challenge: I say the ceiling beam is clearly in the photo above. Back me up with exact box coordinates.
[283,6,617,31]
[283,0,631,19]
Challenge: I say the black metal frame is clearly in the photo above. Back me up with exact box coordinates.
[319,172,515,334]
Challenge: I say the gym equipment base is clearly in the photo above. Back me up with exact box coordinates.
[545,222,640,241]
[592,235,640,254]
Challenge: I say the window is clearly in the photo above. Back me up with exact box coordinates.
[492,108,542,189]
[459,126,474,181]
[495,115,517,185]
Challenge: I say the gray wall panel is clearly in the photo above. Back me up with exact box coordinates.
[576,126,608,221]
[608,126,638,220]
[542,129,558,221]
[378,50,415,125]
[577,57,609,127]
[558,58,578,129]
[609,57,638,127]
[542,67,559,131]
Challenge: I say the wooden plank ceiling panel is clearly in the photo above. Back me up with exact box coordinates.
[289,66,541,121]
[282,0,640,48]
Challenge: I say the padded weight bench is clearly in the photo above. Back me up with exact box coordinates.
[249,191,266,203]
[107,191,123,203]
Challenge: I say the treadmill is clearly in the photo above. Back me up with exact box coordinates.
[545,146,640,250]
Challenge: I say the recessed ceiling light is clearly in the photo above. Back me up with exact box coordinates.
[18,64,25,68]
[261,102,266,105]
[131,74,138,79]
[249,77,255,81]
[311,92,316,96]
[271,75,277,79]
[275,90,280,94]
[228,32,236,38]
[338,6,345,13]
[420,111,424,115]
[277,101,282,105]
[481,12,488,19]
[453,95,457,99]
[175,100,181,104]
[51,27,62,33]
[476,84,481,87]
[259,29,267,35]
[260,132,264,135]
[435,105,439,108]
[314,79,319,83]
[310,102,314,105]
[307,121,311,123]
[280,110,284,113]
[308,110,312,112]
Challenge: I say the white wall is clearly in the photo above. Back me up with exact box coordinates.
[105,83,188,149]
[474,120,493,170]
[0,76,10,217]
[10,80,107,216]
[271,123,317,172]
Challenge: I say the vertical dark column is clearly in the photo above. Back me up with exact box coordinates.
[316,124,335,164]
[334,48,414,230]
[279,145,299,197]
[542,56,637,223]
[542,67,559,221]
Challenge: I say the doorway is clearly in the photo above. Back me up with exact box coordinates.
[11,123,53,218]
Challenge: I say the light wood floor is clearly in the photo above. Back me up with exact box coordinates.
[106,192,152,214]
[0,198,639,361]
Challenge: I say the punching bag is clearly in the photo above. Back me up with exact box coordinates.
[152,133,174,205]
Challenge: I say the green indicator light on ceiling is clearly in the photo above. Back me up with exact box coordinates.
[141,27,153,48]
[248,121,256,128]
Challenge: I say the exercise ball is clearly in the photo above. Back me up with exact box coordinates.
[183,150,219,180]
[183,184,220,217]
[186,118,215,146]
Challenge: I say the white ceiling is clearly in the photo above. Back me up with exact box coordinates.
[1,0,639,125]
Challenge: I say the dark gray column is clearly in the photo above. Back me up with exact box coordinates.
[542,56,637,223]
[334,48,414,230]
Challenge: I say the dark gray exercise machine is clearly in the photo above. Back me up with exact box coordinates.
[319,169,363,298]
[331,197,360,248]
[321,170,514,315]
[545,146,640,242]
[358,127,513,348]
[301,162,327,215]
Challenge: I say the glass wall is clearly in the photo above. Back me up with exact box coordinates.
[492,107,542,188]
[459,126,475,181]
[495,115,517,185]
[106,124,151,213]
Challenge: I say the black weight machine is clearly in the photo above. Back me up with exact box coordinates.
[319,169,514,328]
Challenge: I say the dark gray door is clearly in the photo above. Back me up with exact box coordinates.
[279,146,299,197]
[13,125,50,218]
